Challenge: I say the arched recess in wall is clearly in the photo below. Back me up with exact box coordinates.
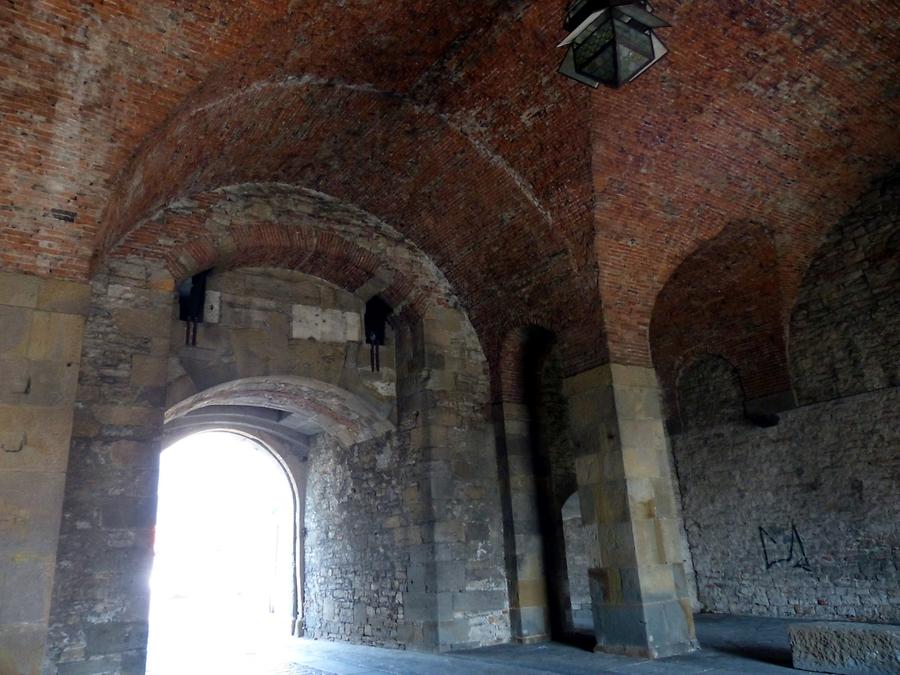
[674,355,746,432]
[495,325,585,643]
[158,422,306,635]
[155,259,501,647]
[650,221,792,431]
[163,372,397,635]
[788,169,900,405]
[45,201,513,673]
[93,59,606,375]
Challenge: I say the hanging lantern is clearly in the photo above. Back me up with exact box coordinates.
[558,1,669,88]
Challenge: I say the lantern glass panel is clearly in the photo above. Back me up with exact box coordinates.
[616,43,652,83]
[627,29,668,82]
[574,13,614,51]
[573,14,614,71]
[614,18,654,59]
[581,44,617,84]
[559,45,602,87]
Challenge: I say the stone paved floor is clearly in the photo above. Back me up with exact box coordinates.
[152,614,825,674]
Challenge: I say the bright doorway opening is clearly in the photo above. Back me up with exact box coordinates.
[147,431,296,674]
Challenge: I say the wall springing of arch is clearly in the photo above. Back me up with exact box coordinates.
[43,223,512,673]
[668,172,900,624]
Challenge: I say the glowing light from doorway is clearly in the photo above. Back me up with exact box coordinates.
[147,431,294,674]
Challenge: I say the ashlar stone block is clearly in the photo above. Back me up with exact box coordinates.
[0,272,40,309]
[790,622,900,674]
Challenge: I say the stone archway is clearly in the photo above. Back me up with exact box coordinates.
[44,248,510,672]
[167,376,395,448]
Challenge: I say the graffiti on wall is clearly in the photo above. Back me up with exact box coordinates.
[759,524,811,572]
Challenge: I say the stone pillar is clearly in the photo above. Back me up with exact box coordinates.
[0,272,89,675]
[44,264,173,675]
[564,364,697,659]
[397,307,511,652]
[498,400,551,643]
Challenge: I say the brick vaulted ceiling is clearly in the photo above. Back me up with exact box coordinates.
[2,0,898,372]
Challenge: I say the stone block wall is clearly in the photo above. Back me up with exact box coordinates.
[561,493,595,631]
[673,387,899,623]
[564,364,698,658]
[415,308,511,651]
[496,329,584,641]
[166,267,396,417]
[0,272,89,675]
[44,262,173,675]
[670,169,900,624]
[533,350,581,635]
[394,308,511,651]
[303,433,413,648]
[302,305,511,653]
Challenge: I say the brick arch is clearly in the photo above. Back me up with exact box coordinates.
[650,221,792,419]
[111,180,604,379]
[166,226,426,319]
[788,169,900,405]
[95,78,571,283]
[94,72,605,377]
[591,1,900,367]
[110,184,472,321]
[93,25,578,273]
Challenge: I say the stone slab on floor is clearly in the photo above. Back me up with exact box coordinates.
[789,622,900,674]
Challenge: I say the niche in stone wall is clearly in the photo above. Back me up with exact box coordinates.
[675,355,745,431]
[501,326,584,641]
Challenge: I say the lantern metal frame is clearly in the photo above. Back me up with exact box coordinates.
[558,0,670,88]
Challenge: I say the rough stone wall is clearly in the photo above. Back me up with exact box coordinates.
[304,305,511,653]
[0,272,89,675]
[790,171,900,405]
[673,387,899,623]
[303,433,410,648]
[675,356,745,431]
[670,171,900,624]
